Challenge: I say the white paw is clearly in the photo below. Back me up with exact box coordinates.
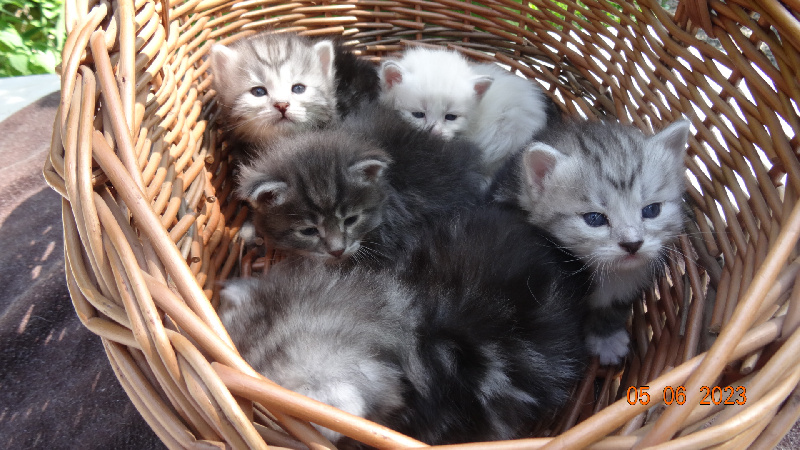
[238,221,257,244]
[587,329,630,365]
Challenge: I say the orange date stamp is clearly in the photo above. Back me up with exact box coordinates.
[626,385,746,406]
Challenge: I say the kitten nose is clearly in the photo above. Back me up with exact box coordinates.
[328,249,345,258]
[619,240,644,255]
[274,102,289,114]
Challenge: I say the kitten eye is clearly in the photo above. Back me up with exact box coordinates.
[292,84,306,94]
[343,215,359,227]
[642,203,662,219]
[250,87,267,97]
[583,212,608,227]
[444,114,458,121]
[298,227,319,236]
[411,112,425,119]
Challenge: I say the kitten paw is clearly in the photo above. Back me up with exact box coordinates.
[238,221,258,244]
[587,330,630,366]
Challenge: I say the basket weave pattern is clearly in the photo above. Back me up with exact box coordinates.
[46,0,800,447]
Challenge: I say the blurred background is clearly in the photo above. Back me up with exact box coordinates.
[0,0,63,120]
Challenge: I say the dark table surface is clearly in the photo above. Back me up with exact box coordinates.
[0,92,162,449]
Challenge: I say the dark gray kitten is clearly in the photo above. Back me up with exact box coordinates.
[219,206,589,445]
[210,31,379,145]
[235,105,484,265]
[491,119,690,365]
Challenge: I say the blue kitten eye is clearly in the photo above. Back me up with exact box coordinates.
[343,215,359,226]
[292,84,306,94]
[583,212,608,227]
[299,227,318,236]
[444,114,458,121]
[250,87,267,97]
[411,111,425,119]
[642,203,661,219]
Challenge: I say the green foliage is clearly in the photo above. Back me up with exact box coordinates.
[0,0,65,77]
[526,1,630,30]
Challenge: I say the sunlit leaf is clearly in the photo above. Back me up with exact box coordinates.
[0,0,64,75]
[30,49,56,72]
[7,53,29,73]
[0,27,23,48]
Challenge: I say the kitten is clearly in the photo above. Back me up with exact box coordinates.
[390,207,589,443]
[491,119,690,365]
[379,47,553,174]
[210,32,379,145]
[219,206,589,445]
[218,263,410,446]
[235,105,484,265]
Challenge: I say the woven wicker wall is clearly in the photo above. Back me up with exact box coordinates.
[45,0,800,447]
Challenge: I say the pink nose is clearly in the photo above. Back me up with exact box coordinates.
[274,102,289,114]
[328,249,344,258]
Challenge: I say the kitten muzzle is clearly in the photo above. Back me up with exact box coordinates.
[618,240,643,255]
[274,102,290,116]
[328,249,345,258]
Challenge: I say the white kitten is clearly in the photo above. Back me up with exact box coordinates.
[379,47,549,174]
[379,48,489,140]
[468,62,549,172]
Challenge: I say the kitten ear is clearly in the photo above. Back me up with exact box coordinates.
[473,76,493,99]
[247,181,289,207]
[522,142,564,191]
[349,159,389,184]
[651,119,691,158]
[210,44,239,87]
[381,61,404,90]
[314,40,335,79]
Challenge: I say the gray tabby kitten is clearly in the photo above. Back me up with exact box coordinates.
[235,105,484,265]
[210,32,379,145]
[492,119,690,365]
[211,32,337,143]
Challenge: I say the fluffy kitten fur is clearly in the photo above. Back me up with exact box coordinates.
[219,264,410,445]
[379,47,552,174]
[210,32,379,145]
[235,105,484,264]
[219,206,589,445]
[491,119,690,365]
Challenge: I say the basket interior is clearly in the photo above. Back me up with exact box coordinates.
[48,0,800,447]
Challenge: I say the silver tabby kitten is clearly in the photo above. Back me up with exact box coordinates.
[219,263,410,445]
[492,119,690,365]
[210,32,338,143]
[210,32,380,146]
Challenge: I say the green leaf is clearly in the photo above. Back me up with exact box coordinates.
[30,49,55,72]
[24,28,52,43]
[41,6,58,19]
[0,28,23,48]
[0,0,64,75]
[7,53,29,73]
[53,11,64,48]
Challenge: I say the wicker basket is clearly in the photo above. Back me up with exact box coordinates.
[46,0,800,447]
